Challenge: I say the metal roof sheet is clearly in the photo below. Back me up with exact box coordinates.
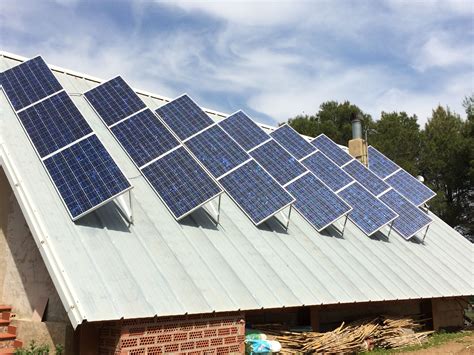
[1,52,472,329]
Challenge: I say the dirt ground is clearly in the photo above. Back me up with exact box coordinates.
[399,332,474,354]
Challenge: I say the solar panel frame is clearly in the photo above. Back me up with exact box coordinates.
[184,124,251,178]
[250,139,307,185]
[337,182,398,236]
[269,124,317,160]
[218,160,295,225]
[141,147,224,220]
[379,189,433,240]
[43,135,132,221]
[301,151,354,192]
[0,56,63,111]
[385,169,437,206]
[83,76,147,126]
[17,91,93,158]
[367,145,400,179]
[110,109,181,167]
[155,94,215,141]
[311,134,353,167]
[219,110,271,151]
[343,159,391,196]
[286,173,352,232]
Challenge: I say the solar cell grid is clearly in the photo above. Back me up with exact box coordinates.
[219,111,270,151]
[1,56,62,111]
[250,140,307,185]
[379,189,432,240]
[269,124,316,160]
[302,151,354,192]
[343,159,390,196]
[184,125,250,178]
[156,95,214,140]
[84,76,146,126]
[368,146,400,179]
[311,134,353,167]
[218,160,295,225]
[43,135,131,220]
[385,169,436,206]
[141,147,222,219]
[111,109,180,167]
[337,182,398,236]
[18,91,92,158]
[286,173,351,231]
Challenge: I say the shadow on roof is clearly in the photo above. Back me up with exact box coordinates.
[178,208,219,231]
[75,202,132,233]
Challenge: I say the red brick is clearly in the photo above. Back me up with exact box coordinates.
[189,330,203,339]
[120,338,137,348]
[204,328,217,338]
[180,341,195,351]
[139,335,155,346]
[218,327,231,336]
[173,332,188,342]
[217,346,230,354]
[224,335,237,344]
[155,333,172,343]
[210,337,223,346]
[196,339,210,348]
[147,345,163,354]
[164,343,179,353]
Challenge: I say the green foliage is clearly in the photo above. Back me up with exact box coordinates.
[420,106,472,236]
[285,97,474,240]
[369,111,421,175]
[14,340,63,355]
[361,330,473,354]
[288,100,373,145]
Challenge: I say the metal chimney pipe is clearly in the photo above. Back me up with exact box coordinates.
[351,113,363,139]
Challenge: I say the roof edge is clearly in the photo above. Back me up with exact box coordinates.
[0,141,84,329]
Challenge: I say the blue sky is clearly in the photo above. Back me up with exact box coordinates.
[1,0,473,126]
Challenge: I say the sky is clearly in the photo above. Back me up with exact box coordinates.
[1,0,473,126]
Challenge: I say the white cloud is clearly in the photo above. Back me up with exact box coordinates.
[413,34,473,71]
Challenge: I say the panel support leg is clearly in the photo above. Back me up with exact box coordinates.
[204,194,221,226]
[422,224,430,242]
[340,214,349,235]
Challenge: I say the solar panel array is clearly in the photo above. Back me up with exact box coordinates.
[249,140,307,186]
[302,151,354,192]
[85,78,223,220]
[379,189,433,239]
[219,111,270,151]
[368,146,436,206]
[0,56,63,111]
[1,57,131,220]
[338,182,398,236]
[219,111,351,231]
[157,100,295,225]
[218,160,294,225]
[312,134,353,167]
[270,124,316,160]
[343,159,390,196]
[185,125,250,178]
[155,94,214,141]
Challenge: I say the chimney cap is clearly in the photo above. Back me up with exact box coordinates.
[351,112,363,122]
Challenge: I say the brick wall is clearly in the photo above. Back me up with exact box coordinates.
[432,297,468,330]
[98,312,245,354]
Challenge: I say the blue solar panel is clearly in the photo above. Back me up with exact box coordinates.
[1,56,62,111]
[111,109,180,167]
[218,160,294,225]
[379,189,432,240]
[185,125,249,178]
[368,146,400,179]
[43,135,131,220]
[17,91,92,158]
[337,182,398,236]
[311,134,353,166]
[84,76,146,126]
[343,160,390,196]
[219,111,270,151]
[155,95,214,140]
[141,147,222,219]
[385,169,436,206]
[302,151,354,191]
[250,140,307,185]
[269,124,316,160]
[286,173,351,231]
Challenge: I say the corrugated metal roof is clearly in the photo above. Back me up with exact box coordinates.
[0,53,472,329]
